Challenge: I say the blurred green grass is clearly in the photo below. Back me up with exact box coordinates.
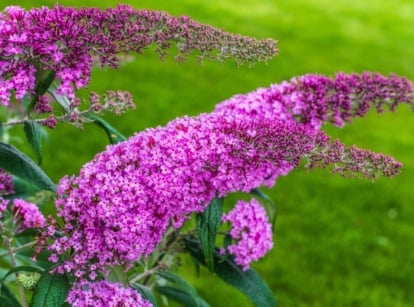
[2,0,414,306]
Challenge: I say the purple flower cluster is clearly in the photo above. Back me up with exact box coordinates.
[50,113,325,278]
[13,199,45,230]
[0,4,277,106]
[222,199,273,270]
[0,168,14,195]
[214,72,414,129]
[46,72,410,279]
[66,280,152,307]
[0,169,13,219]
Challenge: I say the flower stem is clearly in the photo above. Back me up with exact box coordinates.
[0,240,37,258]
[130,265,164,284]
[0,222,28,307]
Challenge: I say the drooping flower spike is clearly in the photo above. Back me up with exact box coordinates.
[214,72,414,129]
[49,89,404,278]
[0,5,277,106]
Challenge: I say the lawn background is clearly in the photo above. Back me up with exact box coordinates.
[1,1,414,306]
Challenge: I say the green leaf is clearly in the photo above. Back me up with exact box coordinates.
[0,142,56,192]
[155,271,197,296]
[185,238,277,307]
[23,120,44,165]
[196,197,223,272]
[15,249,54,271]
[155,272,210,307]
[250,188,278,230]
[250,188,274,205]
[131,284,158,307]
[35,71,56,97]
[30,272,70,307]
[14,228,40,238]
[195,297,211,307]
[0,284,21,307]
[7,176,41,199]
[21,94,32,109]
[47,83,70,112]
[27,71,56,114]
[84,113,126,144]
[223,232,233,250]
[155,286,200,307]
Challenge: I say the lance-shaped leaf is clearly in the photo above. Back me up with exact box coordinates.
[0,284,21,307]
[23,120,44,164]
[27,71,56,114]
[84,113,126,144]
[30,271,70,307]
[196,197,223,272]
[0,142,56,192]
[185,238,277,307]
[155,287,199,307]
[34,71,56,97]
[155,271,210,307]
[250,188,278,230]
[156,271,197,297]
[47,82,70,112]
[8,176,41,199]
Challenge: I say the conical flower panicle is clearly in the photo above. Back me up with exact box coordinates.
[0,5,277,106]
[50,113,322,279]
[215,72,414,129]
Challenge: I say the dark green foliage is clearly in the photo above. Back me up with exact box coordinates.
[0,142,55,192]
[84,113,127,144]
[30,272,70,307]
[23,120,44,164]
[155,271,210,307]
[185,238,277,307]
[0,284,21,307]
[196,197,223,272]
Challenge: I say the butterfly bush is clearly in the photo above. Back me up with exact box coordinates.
[67,280,152,307]
[48,72,408,279]
[0,4,277,106]
[49,114,326,278]
[1,3,414,307]
[222,198,273,270]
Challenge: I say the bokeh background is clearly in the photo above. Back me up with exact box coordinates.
[2,1,414,306]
